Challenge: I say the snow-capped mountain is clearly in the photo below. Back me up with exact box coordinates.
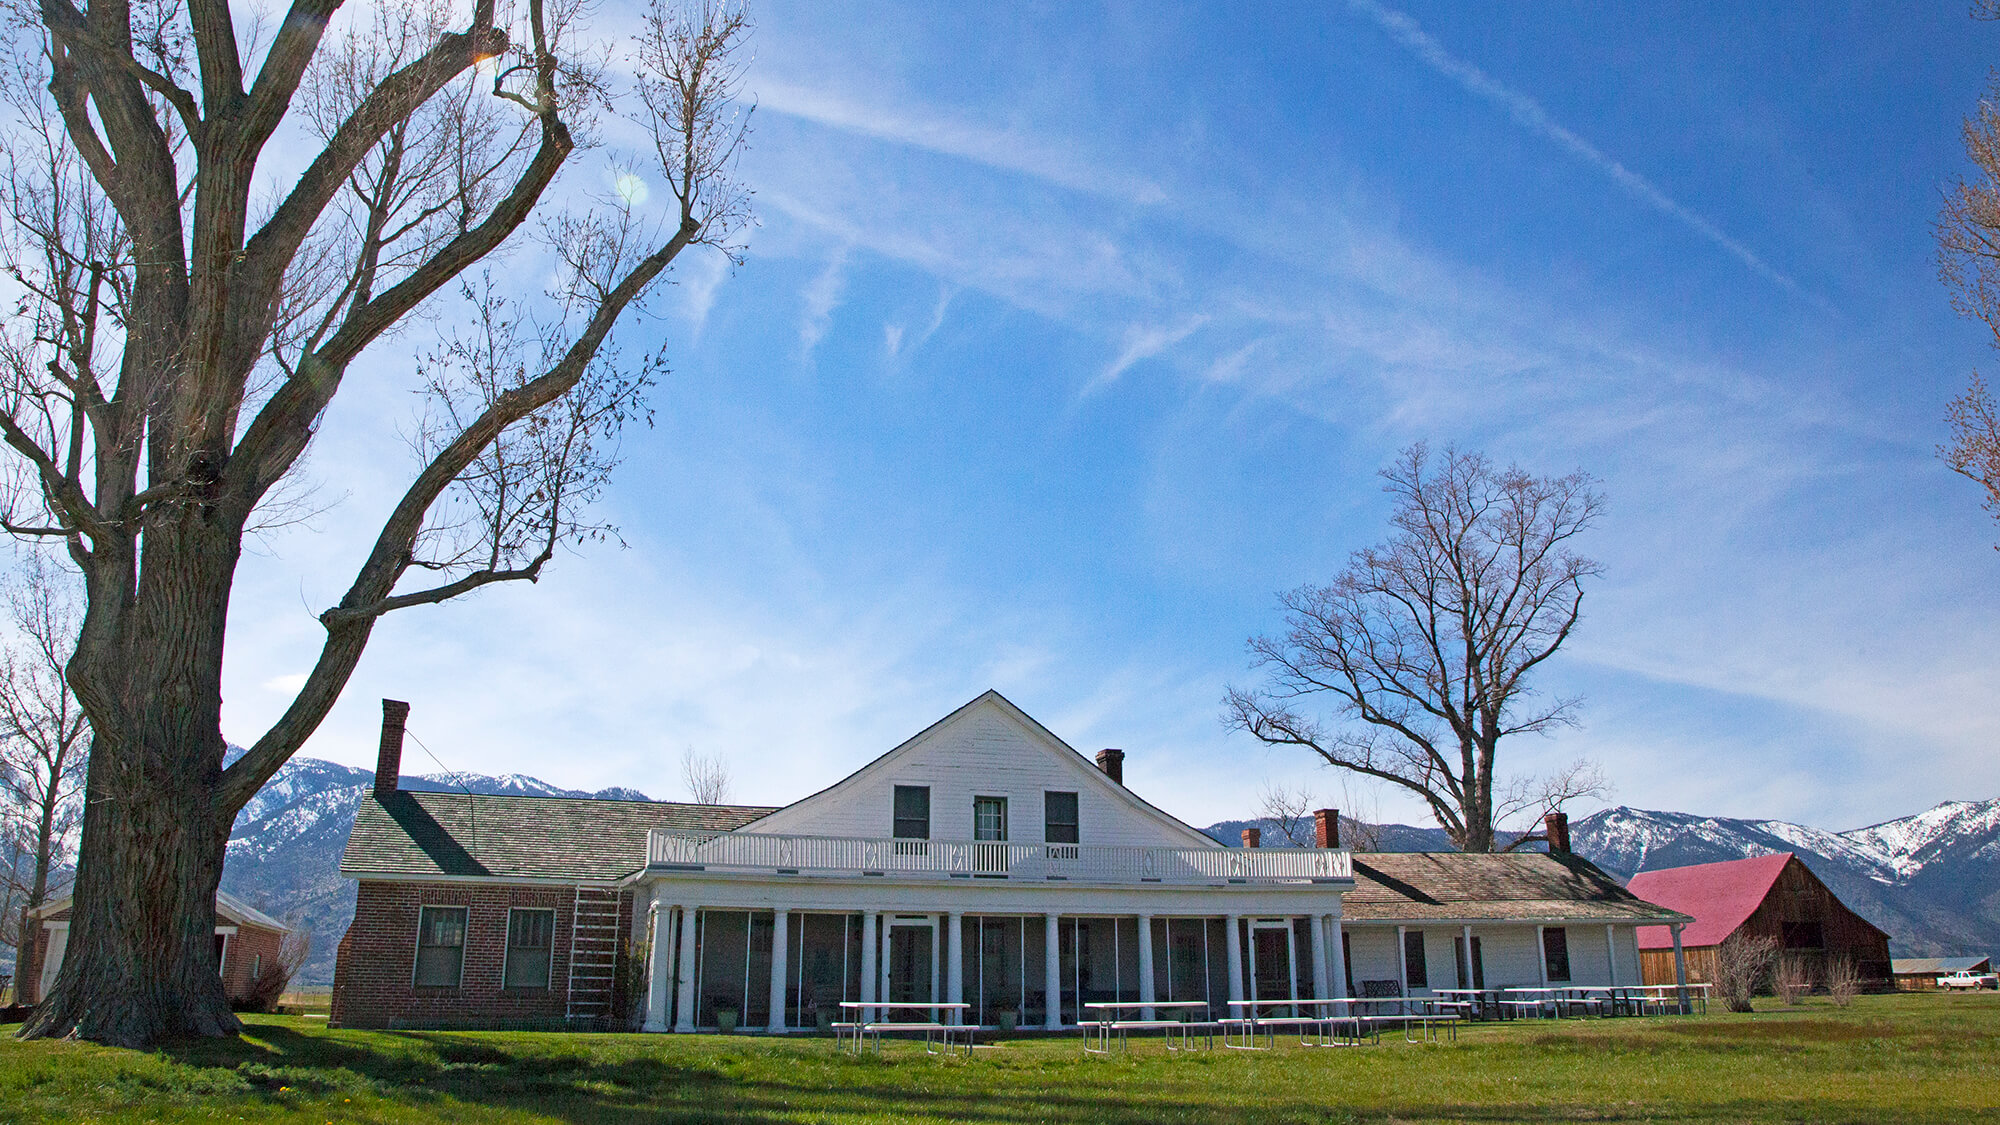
[1570,801,2000,958]
[1205,799,2000,958]
[222,754,655,985]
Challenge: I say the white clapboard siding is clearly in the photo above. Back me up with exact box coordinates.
[743,692,1218,850]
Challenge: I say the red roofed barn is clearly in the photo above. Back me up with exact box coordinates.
[1626,853,1891,989]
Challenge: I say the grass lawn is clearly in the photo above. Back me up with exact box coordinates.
[1,992,1995,1124]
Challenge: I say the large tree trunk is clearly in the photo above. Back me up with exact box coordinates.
[22,525,242,1044]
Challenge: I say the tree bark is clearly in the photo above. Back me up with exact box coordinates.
[23,522,241,1044]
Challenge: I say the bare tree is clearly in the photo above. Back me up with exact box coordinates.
[1256,781,1316,847]
[1334,777,1384,853]
[1225,444,1609,853]
[680,745,730,805]
[0,553,89,988]
[1714,933,1778,1013]
[0,0,754,1045]
[1774,953,1813,1006]
[1938,12,2000,540]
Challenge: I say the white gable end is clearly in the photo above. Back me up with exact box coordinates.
[741,692,1218,849]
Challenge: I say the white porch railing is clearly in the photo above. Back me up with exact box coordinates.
[646,830,1352,884]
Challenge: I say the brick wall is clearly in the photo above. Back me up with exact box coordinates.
[224,924,288,1001]
[330,879,629,1029]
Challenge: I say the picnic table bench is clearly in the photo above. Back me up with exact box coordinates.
[1079,1001,1216,1053]
[834,1002,974,1056]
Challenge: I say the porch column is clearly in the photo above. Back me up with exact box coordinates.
[1328,917,1349,1000]
[1043,913,1063,1029]
[1605,924,1619,987]
[1460,925,1474,989]
[1536,925,1550,988]
[1671,922,1689,1014]
[1224,914,1244,1004]
[767,908,790,1033]
[643,903,672,1032]
[1136,914,1156,1019]
[946,912,964,1025]
[1395,925,1409,998]
[860,911,878,1005]
[1309,912,1329,999]
[674,905,699,1032]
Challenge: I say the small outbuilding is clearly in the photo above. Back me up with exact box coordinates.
[1626,853,1892,988]
[18,889,297,1007]
[1890,956,1993,991]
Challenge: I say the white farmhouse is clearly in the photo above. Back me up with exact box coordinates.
[331,691,1688,1031]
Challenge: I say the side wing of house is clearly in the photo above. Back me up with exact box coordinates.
[739,690,1219,850]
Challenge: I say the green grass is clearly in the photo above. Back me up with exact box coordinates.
[2,993,1996,1124]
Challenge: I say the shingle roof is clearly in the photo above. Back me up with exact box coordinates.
[1341,851,1690,924]
[1891,956,1992,975]
[1626,853,1794,949]
[340,789,776,882]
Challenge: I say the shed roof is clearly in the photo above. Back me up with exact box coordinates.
[1626,852,1794,949]
[340,789,776,882]
[1341,851,1690,924]
[30,888,296,934]
[1891,956,1992,975]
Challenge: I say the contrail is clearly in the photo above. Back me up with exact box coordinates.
[1348,0,1797,292]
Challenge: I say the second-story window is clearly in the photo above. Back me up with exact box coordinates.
[893,785,930,840]
[1044,791,1079,845]
[974,796,1008,841]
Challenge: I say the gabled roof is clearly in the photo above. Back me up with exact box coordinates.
[739,690,1220,849]
[341,790,776,882]
[1626,852,1795,949]
[30,888,298,934]
[1891,956,1992,975]
[1341,852,1691,924]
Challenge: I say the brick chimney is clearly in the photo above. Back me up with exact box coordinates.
[375,699,410,797]
[1314,808,1340,849]
[1544,811,1571,855]
[1240,827,1261,848]
[1095,748,1125,786]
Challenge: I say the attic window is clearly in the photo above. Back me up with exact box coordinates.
[893,786,930,840]
[1044,791,1079,845]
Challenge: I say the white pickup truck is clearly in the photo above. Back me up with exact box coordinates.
[1936,969,1999,990]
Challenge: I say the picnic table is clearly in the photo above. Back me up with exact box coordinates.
[1079,1001,1215,1053]
[1223,997,1463,1050]
[834,1001,974,1056]
[1631,982,1709,1015]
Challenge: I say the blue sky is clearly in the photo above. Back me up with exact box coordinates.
[224,0,2000,834]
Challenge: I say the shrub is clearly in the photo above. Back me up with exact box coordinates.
[1826,955,1860,1008]
[1774,954,1813,1005]
[1715,933,1779,1012]
[239,929,311,1014]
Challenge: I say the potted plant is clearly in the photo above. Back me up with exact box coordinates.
[715,1007,738,1034]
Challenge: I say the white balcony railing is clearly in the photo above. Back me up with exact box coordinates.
[646,830,1352,884]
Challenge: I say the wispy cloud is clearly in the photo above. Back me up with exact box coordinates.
[756,78,1170,207]
[799,246,850,359]
[1346,0,1797,292]
[1085,317,1210,394]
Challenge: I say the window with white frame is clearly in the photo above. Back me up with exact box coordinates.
[414,906,468,987]
[505,908,556,989]
[974,796,1008,842]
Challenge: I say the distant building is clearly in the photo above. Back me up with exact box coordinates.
[1889,956,1993,991]
[20,889,296,1007]
[1627,853,1892,989]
